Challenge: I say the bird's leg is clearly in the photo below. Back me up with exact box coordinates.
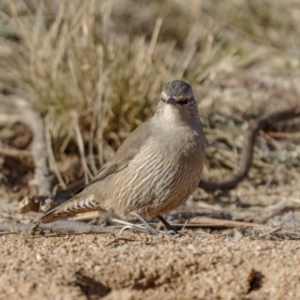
[157,215,179,235]
[125,212,159,235]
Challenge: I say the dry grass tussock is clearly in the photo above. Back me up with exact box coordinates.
[0,0,300,190]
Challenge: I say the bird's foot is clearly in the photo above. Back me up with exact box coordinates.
[132,212,160,235]
[119,224,159,235]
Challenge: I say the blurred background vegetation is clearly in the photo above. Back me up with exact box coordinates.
[0,0,300,197]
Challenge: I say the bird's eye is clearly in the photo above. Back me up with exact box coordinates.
[178,99,189,105]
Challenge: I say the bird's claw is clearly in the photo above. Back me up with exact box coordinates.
[166,229,180,235]
[119,225,159,235]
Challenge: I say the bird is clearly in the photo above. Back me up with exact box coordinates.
[28,80,207,234]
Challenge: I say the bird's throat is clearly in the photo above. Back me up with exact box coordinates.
[162,104,181,125]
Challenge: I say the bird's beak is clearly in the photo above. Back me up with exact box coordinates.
[166,97,176,105]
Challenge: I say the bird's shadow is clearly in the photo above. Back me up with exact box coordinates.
[74,272,111,299]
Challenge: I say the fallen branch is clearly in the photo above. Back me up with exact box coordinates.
[23,103,52,196]
[0,220,118,235]
[199,106,300,192]
[0,95,52,196]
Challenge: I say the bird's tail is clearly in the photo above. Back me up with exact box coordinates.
[25,194,100,234]
[42,194,101,222]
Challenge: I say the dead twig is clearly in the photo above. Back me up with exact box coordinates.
[71,111,93,184]
[0,144,31,157]
[105,237,137,247]
[258,226,282,238]
[267,131,300,139]
[18,195,56,213]
[45,116,67,190]
[187,216,273,229]
[199,106,300,191]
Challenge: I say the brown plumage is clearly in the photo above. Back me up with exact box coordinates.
[32,80,207,232]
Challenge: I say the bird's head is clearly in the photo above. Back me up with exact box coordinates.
[156,80,199,125]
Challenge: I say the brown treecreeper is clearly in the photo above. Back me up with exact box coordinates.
[28,80,207,235]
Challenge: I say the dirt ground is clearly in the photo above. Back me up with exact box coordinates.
[1,231,300,300]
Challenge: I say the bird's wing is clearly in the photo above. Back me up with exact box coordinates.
[75,120,152,193]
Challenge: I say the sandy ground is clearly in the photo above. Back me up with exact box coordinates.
[1,232,300,300]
